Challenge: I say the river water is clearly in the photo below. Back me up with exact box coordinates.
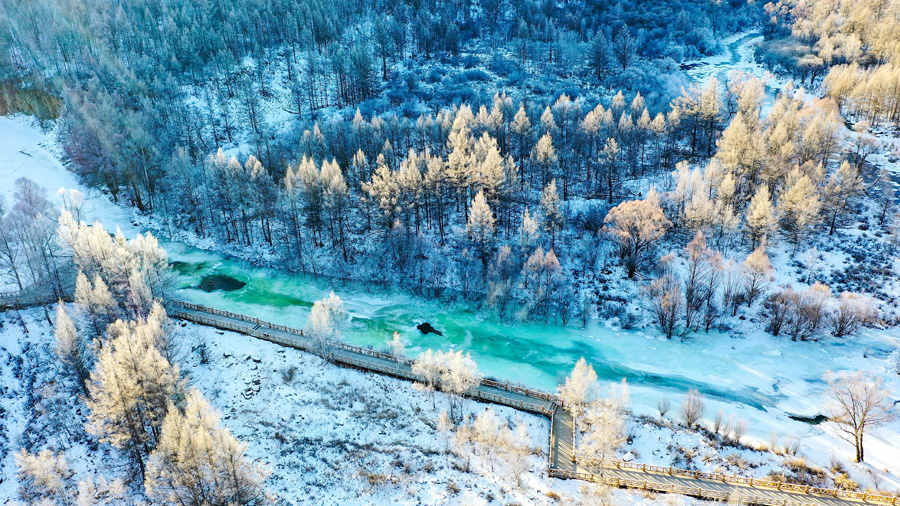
[163,236,898,425]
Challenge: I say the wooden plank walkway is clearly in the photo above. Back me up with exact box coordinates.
[2,292,893,506]
[168,301,899,506]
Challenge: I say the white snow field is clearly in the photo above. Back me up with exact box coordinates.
[1,306,686,506]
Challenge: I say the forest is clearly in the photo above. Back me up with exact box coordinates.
[2,0,900,503]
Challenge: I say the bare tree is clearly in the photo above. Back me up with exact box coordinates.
[644,274,683,339]
[680,389,705,428]
[657,396,671,418]
[825,371,896,462]
[831,292,874,338]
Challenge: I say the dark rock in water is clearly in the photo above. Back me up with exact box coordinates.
[197,274,246,292]
[417,322,443,336]
[787,413,829,425]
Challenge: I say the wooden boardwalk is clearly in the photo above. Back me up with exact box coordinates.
[2,293,892,506]
[168,300,899,506]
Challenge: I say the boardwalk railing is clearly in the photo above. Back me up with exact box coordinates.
[169,299,900,506]
[549,468,819,506]
[597,461,900,505]
[0,296,862,506]
[171,300,561,412]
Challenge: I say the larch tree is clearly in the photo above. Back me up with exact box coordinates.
[540,179,564,249]
[604,189,671,278]
[557,357,599,420]
[745,183,777,248]
[741,241,774,306]
[532,132,558,187]
[825,371,896,463]
[145,389,272,506]
[467,189,496,268]
[600,137,620,202]
[822,160,863,235]
[86,315,182,480]
[518,208,541,252]
[361,158,401,231]
[777,168,821,252]
[74,271,119,339]
[54,301,91,394]
[15,449,74,505]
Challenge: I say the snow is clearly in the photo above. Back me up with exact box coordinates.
[0,115,140,239]
[1,113,899,495]
[1,306,690,506]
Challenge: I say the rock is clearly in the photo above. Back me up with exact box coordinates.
[416,322,443,336]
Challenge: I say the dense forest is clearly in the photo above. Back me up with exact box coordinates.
[4,0,900,504]
[1,0,898,331]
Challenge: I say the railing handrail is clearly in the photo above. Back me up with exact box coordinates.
[602,460,899,504]
[170,300,900,506]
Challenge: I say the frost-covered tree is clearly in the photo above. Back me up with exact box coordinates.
[557,358,599,420]
[467,189,496,267]
[388,331,405,358]
[580,379,628,469]
[58,210,169,317]
[439,350,483,422]
[831,292,875,338]
[683,232,723,333]
[742,241,773,305]
[508,420,532,486]
[54,302,91,394]
[680,389,705,428]
[532,132,558,186]
[604,189,671,278]
[86,313,182,479]
[361,158,401,231]
[412,349,442,407]
[15,449,74,505]
[145,389,272,506]
[540,179,563,248]
[75,271,119,339]
[645,274,683,339]
[600,137,620,202]
[745,184,777,248]
[777,168,821,252]
[822,160,863,235]
[306,291,348,358]
[518,208,541,251]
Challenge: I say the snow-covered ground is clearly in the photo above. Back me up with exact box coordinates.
[1,112,899,494]
[2,305,718,506]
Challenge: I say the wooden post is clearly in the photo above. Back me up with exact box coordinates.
[668,467,672,476]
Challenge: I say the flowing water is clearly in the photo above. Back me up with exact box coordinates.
[165,240,805,412]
